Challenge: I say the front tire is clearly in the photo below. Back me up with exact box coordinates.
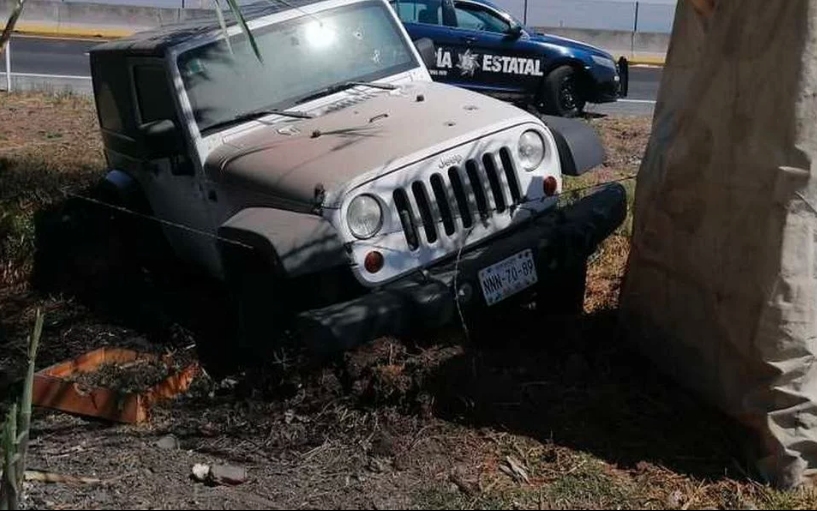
[540,65,587,118]
[196,249,290,380]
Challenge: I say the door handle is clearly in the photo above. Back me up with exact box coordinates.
[461,36,477,44]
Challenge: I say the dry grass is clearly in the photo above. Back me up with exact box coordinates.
[2,92,817,509]
[0,92,104,287]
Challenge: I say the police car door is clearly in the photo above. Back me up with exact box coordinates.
[446,0,544,94]
[390,0,463,85]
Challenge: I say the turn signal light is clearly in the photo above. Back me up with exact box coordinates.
[364,251,384,273]
[543,176,558,197]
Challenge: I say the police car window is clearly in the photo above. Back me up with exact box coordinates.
[177,1,417,133]
[390,0,442,25]
[454,3,510,33]
[133,65,176,124]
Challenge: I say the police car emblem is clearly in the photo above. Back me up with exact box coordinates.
[456,50,481,77]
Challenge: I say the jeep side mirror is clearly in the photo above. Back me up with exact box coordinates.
[141,119,184,157]
[413,38,437,69]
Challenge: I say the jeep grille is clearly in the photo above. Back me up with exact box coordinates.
[394,147,522,250]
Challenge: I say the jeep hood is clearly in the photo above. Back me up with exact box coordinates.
[530,32,613,59]
[204,81,532,211]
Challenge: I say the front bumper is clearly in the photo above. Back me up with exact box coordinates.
[296,182,628,355]
[589,57,629,103]
[618,57,630,98]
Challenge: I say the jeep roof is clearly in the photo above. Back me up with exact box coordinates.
[90,0,328,57]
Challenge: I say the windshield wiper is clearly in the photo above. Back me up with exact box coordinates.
[204,107,314,133]
[296,81,398,105]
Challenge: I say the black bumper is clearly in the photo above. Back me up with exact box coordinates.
[296,183,628,355]
[618,57,630,98]
[589,57,630,103]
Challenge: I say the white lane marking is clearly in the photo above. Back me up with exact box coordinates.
[6,72,91,80]
[619,99,656,105]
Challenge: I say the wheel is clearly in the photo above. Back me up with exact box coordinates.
[196,249,291,380]
[539,65,586,118]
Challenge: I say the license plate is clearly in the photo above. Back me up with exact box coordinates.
[478,249,538,306]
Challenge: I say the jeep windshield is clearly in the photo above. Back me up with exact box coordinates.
[177,1,418,134]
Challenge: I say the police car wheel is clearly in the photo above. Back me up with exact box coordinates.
[542,65,586,118]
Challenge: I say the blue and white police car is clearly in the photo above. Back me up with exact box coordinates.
[390,0,629,117]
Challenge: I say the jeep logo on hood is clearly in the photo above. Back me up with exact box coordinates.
[439,154,463,169]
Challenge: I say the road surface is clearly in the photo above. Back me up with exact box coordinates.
[1,35,663,116]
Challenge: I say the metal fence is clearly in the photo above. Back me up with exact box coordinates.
[492,0,677,33]
[52,0,679,33]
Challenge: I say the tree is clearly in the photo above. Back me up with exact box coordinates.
[0,0,24,56]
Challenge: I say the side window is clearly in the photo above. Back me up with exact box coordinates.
[132,65,177,125]
[390,0,443,25]
[96,82,124,132]
[453,3,510,33]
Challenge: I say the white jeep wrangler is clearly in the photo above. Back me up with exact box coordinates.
[86,0,626,374]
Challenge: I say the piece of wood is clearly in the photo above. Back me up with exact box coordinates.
[31,347,200,424]
[0,470,101,485]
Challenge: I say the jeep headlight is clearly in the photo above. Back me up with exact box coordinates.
[347,194,383,239]
[518,130,545,171]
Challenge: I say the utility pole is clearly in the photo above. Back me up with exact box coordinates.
[4,41,10,92]
[523,0,528,25]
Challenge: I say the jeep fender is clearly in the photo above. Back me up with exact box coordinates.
[217,208,348,280]
[540,115,606,176]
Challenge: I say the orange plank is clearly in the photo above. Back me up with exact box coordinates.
[32,347,200,424]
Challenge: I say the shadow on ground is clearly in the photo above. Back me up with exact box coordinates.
[23,193,750,486]
[27,193,235,360]
[420,306,752,482]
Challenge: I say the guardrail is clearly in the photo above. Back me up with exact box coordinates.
[1,0,214,38]
[493,0,676,34]
[44,0,679,33]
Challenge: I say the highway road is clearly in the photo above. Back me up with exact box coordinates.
[1,35,663,116]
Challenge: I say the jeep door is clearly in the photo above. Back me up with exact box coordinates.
[118,59,221,276]
[444,0,546,95]
[389,0,464,84]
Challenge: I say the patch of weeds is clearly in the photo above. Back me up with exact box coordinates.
[754,485,817,510]
[414,485,535,511]
[544,460,639,509]
[0,207,36,284]
[414,486,474,510]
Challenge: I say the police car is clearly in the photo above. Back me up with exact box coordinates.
[389,0,629,117]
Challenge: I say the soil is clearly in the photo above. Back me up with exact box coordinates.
[65,354,195,394]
